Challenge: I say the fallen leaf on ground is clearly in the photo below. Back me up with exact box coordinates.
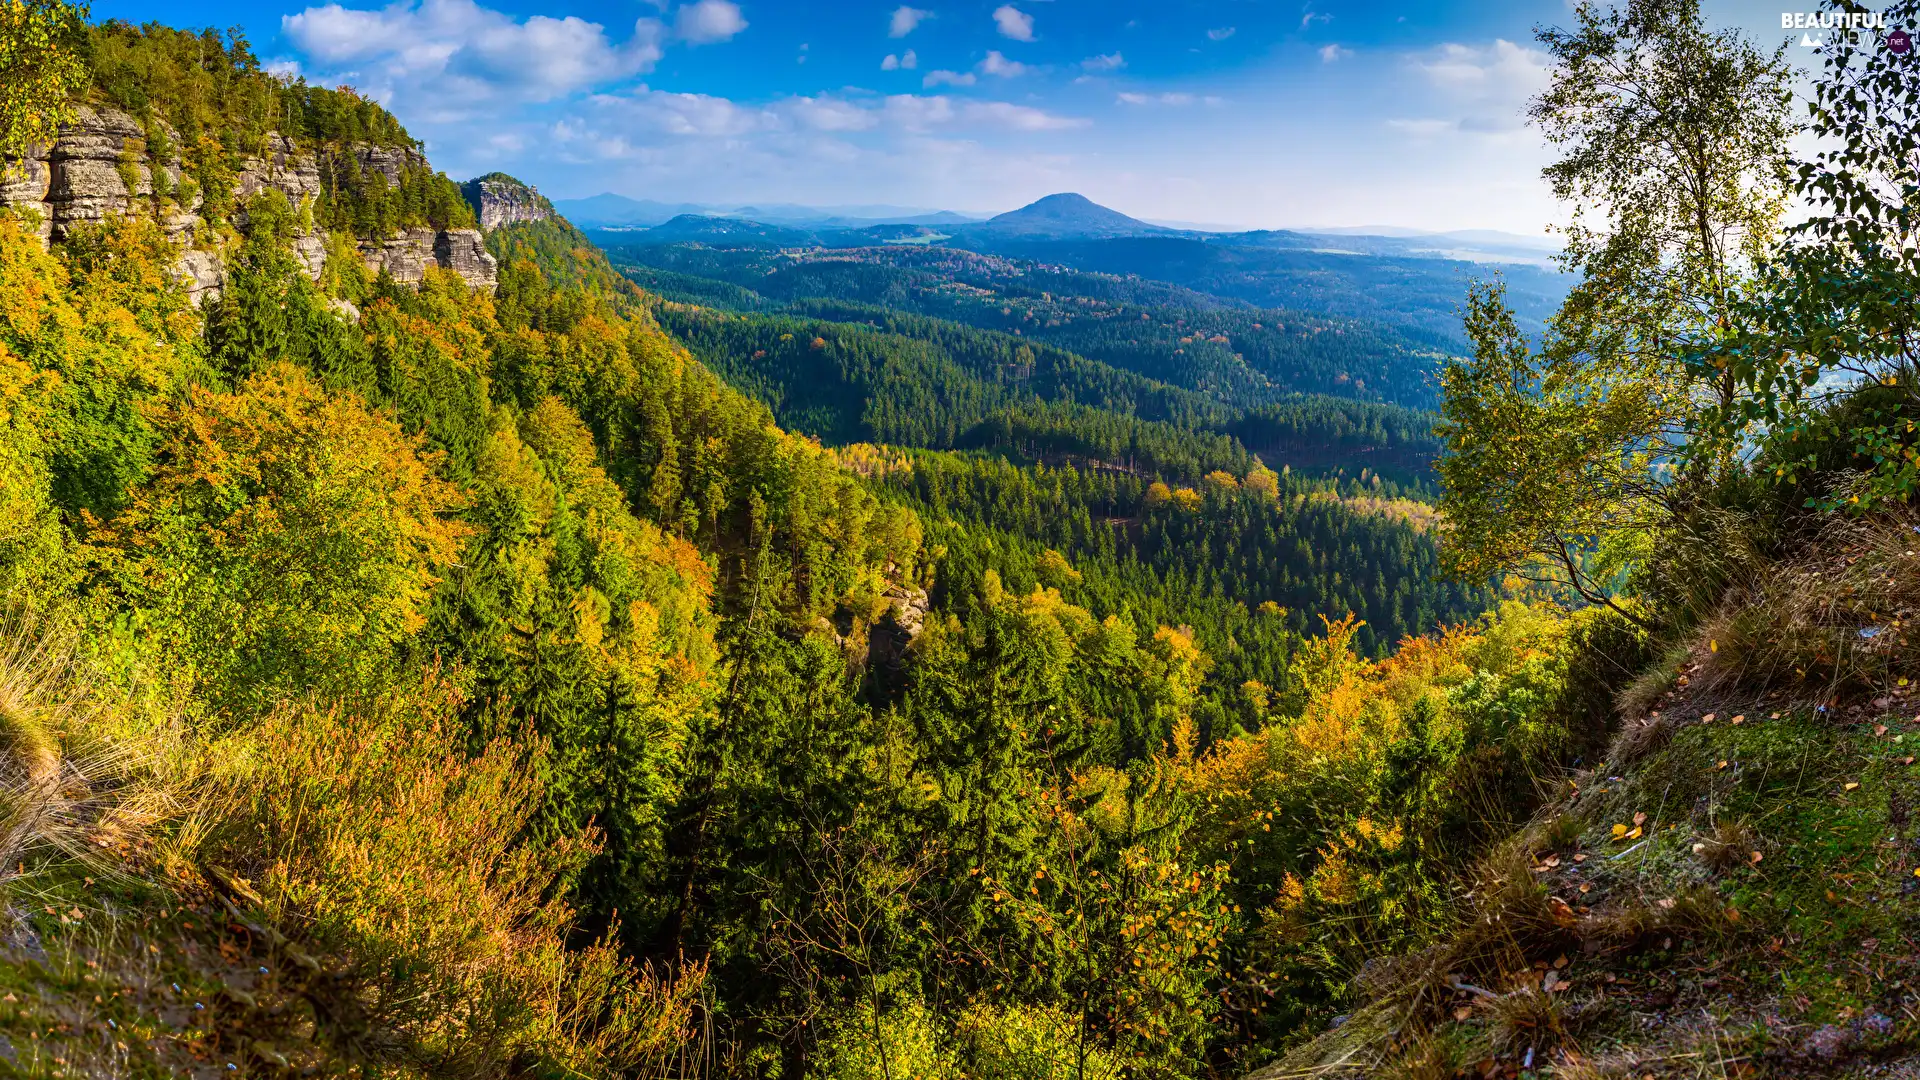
[1547,896,1578,928]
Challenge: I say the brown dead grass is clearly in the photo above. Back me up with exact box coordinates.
[1691,505,1920,700]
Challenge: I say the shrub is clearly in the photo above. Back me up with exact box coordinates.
[90,362,469,719]
[954,1001,1122,1080]
[812,997,954,1080]
[197,677,703,1075]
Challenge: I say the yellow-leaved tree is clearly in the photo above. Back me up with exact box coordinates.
[92,362,470,717]
[0,0,88,164]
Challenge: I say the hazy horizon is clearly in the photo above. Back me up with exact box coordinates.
[546,189,1567,241]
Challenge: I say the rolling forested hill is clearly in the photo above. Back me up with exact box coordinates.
[605,242,1448,409]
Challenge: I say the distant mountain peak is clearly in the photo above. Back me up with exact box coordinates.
[983,193,1163,237]
[1011,192,1103,213]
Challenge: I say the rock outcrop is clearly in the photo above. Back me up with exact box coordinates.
[349,144,429,187]
[1,105,500,303]
[357,227,497,291]
[433,229,498,289]
[461,174,553,230]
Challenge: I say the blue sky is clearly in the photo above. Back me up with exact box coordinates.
[94,0,1803,232]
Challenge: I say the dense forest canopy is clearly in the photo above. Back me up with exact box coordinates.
[607,242,1452,409]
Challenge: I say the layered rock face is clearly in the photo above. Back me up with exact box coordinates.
[461,176,554,230]
[1,106,498,302]
[359,227,497,290]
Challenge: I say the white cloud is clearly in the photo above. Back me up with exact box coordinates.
[961,101,1086,131]
[1404,40,1550,134]
[1319,43,1350,63]
[882,53,898,70]
[1206,27,1236,41]
[979,50,1026,77]
[675,0,746,44]
[924,69,976,87]
[571,88,1079,143]
[590,87,778,137]
[1300,10,1331,29]
[889,5,930,38]
[790,95,879,132]
[1414,39,1548,95]
[283,0,665,106]
[883,94,956,131]
[1115,91,1218,107]
[993,4,1034,41]
[1081,52,1124,72]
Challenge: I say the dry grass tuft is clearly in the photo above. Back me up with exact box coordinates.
[1692,819,1758,874]
[195,676,707,1076]
[0,615,183,883]
[1690,504,1920,699]
[1603,710,1677,772]
[1484,987,1563,1057]
[1536,812,1585,852]
[1354,836,1578,1031]
[1581,885,1738,951]
[1377,1035,1456,1080]
[1614,643,1689,722]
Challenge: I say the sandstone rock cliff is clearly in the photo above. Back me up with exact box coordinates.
[461,174,554,231]
[1,105,499,302]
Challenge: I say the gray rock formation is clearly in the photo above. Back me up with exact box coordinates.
[0,157,54,245]
[0,105,501,304]
[434,228,498,290]
[357,227,440,284]
[349,144,428,188]
[460,175,554,230]
[43,106,154,237]
[235,133,322,212]
[358,227,498,291]
[176,250,225,305]
[868,583,931,671]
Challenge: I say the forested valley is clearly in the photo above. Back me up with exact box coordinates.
[4,2,1920,1079]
